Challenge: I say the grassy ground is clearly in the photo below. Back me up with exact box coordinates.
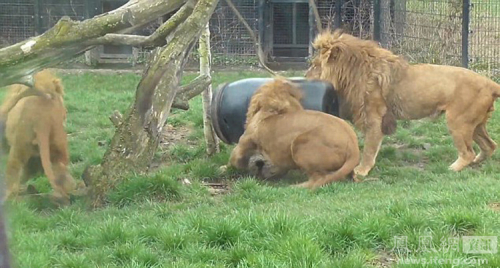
[1,70,500,268]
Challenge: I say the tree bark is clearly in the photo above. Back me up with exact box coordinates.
[85,0,220,207]
[199,24,220,156]
[173,74,212,110]
[0,0,188,87]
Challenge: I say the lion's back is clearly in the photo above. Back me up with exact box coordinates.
[5,96,62,147]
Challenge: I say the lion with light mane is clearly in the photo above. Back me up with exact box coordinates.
[226,78,360,189]
[306,30,500,176]
[1,69,64,120]
[1,70,83,206]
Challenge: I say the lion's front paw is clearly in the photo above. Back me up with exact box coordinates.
[449,157,472,172]
[354,165,371,177]
[219,165,228,173]
[448,162,464,172]
[292,182,308,188]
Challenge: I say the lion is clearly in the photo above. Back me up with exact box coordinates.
[1,69,64,120]
[246,151,286,180]
[1,74,80,206]
[1,69,65,153]
[225,78,360,189]
[306,30,500,176]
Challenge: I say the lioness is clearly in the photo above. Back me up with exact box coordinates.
[1,71,79,205]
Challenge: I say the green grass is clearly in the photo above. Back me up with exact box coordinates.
[1,70,500,267]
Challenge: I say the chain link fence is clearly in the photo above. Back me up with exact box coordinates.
[1,0,500,73]
[376,0,500,74]
[469,0,500,74]
[0,0,36,46]
[379,0,463,66]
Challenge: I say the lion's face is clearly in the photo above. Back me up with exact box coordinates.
[248,152,287,180]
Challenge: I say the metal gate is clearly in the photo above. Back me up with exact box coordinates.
[270,0,310,60]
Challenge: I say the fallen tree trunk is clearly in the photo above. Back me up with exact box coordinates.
[0,0,188,87]
[84,0,220,206]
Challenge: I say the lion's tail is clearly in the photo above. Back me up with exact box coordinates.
[35,127,58,190]
[313,151,359,187]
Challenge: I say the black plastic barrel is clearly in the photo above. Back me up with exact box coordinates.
[211,77,340,144]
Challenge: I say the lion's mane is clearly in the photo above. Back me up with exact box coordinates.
[310,30,409,131]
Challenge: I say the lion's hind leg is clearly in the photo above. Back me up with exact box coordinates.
[446,113,477,171]
[291,130,355,189]
[472,119,497,164]
[3,146,30,201]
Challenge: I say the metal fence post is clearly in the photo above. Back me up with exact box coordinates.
[33,0,42,35]
[334,0,342,29]
[462,0,470,68]
[258,0,265,53]
[308,2,314,58]
[373,0,381,42]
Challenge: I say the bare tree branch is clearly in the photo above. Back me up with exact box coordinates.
[109,110,124,128]
[86,0,220,206]
[89,0,196,48]
[172,74,212,110]
[309,0,322,32]
[0,0,188,87]
[110,73,211,123]
[223,0,276,76]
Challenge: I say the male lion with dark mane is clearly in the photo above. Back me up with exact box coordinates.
[1,70,82,205]
[226,78,360,189]
[306,30,500,176]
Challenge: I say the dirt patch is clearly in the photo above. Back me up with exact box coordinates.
[389,143,428,170]
[148,123,195,170]
[370,251,397,268]
[180,178,231,196]
[159,123,195,151]
[488,202,500,212]
[203,182,231,196]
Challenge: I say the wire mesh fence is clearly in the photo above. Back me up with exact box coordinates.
[376,0,500,74]
[378,0,463,67]
[39,0,86,32]
[0,0,36,46]
[1,0,500,73]
[469,0,500,74]
[317,0,373,41]
[210,0,257,56]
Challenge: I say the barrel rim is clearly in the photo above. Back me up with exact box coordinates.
[211,82,232,144]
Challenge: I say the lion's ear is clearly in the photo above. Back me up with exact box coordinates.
[53,79,64,95]
[332,28,344,38]
[245,98,261,126]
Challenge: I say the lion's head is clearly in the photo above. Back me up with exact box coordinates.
[1,69,65,118]
[305,30,408,131]
[245,78,304,127]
